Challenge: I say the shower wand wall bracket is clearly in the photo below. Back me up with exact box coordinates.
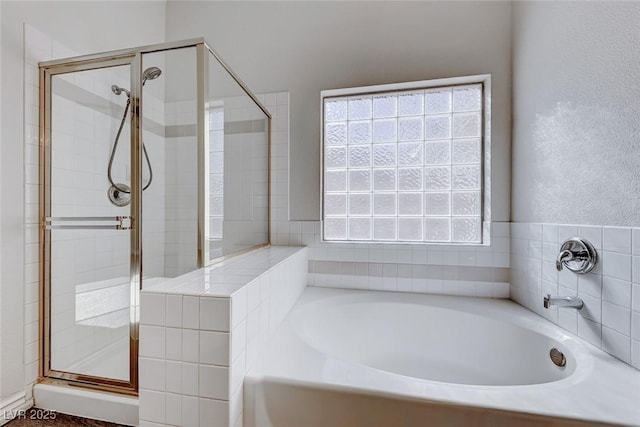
[108,183,131,207]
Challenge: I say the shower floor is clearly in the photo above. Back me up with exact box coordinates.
[6,407,128,426]
[63,337,129,380]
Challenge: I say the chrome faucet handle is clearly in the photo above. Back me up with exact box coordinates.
[555,249,574,271]
[543,294,551,309]
[556,238,597,274]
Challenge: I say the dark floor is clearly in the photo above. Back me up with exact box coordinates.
[6,408,128,427]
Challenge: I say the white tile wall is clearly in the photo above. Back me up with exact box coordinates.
[164,100,198,277]
[162,91,270,272]
[511,222,639,369]
[139,246,307,427]
[22,26,59,398]
[308,261,509,298]
[207,95,269,259]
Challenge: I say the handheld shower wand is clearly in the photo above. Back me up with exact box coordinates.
[107,67,162,206]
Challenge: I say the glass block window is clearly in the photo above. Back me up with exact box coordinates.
[322,82,484,243]
[209,107,224,240]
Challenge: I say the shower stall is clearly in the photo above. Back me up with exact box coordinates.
[38,39,270,394]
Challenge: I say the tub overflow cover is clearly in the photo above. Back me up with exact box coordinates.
[550,348,566,367]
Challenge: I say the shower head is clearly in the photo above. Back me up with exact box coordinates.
[142,67,162,85]
[111,85,130,97]
[110,67,161,97]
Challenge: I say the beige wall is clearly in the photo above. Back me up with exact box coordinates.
[165,1,512,221]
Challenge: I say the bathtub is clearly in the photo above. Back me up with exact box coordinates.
[244,287,640,427]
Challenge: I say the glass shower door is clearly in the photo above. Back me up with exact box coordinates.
[42,59,138,389]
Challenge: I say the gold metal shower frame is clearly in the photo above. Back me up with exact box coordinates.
[38,38,271,395]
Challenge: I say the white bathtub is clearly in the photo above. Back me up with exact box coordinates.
[245,287,640,426]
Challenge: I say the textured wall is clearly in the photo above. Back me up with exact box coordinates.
[165,1,512,222]
[512,2,640,226]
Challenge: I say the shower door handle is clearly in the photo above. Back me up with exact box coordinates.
[42,216,133,230]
